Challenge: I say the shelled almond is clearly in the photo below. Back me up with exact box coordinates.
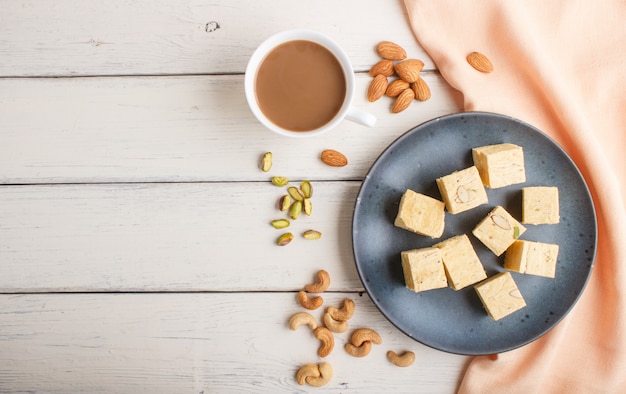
[367,41,430,113]
[320,149,348,167]
[412,77,431,101]
[394,59,424,83]
[392,88,415,113]
[369,59,395,77]
[375,41,407,60]
[466,51,493,73]
[367,74,388,102]
[386,79,410,97]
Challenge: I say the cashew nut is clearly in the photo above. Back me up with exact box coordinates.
[305,362,333,387]
[288,312,317,331]
[387,350,416,367]
[296,363,320,385]
[344,341,372,357]
[314,327,334,357]
[344,328,381,357]
[323,312,348,333]
[304,269,330,293]
[326,298,355,321]
[297,290,323,310]
[350,328,382,346]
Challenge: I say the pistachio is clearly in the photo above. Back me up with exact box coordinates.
[271,219,290,229]
[278,195,291,212]
[271,176,289,187]
[276,232,294,246]
[288,186,304,201]
[301,180,313,198]
[303,230,322,240]
[289,200,303,220]
[303,198,312,216]
[260,152,272,172]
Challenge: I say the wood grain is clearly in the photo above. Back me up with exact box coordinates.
[0,73,461,184]
[0,292,466,393]
[0,1,470,392]
[0,0,432,77]
[0,181,364,292]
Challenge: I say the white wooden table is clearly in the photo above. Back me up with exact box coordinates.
[0,1,469,392]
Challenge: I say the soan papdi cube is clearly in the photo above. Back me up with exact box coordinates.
[434,234,487,290]
[472,206,526,256]
[435,166,488,214]
[401,247,448,292]
[522,186,560,224]
[474,272,526,321]
[394,189,445,238]
[472,143,526,188]
[504,240,560,278]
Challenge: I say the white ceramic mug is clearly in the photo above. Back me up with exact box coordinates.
[244,29,376,138]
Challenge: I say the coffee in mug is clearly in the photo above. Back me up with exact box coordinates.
[245,29,376,138]
[255,40,346,132]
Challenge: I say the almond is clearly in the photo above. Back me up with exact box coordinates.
[491,213,511,230]
[394,59,424,83]
[367,74,388,102]
[466,51,493,73]
[391,88,415,113]
[375,41,407,60]
[320,149,348,167]
[411,77,431,101]
[369,59,395,77]
[385,79,410,97]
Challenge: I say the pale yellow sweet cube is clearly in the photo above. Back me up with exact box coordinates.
[472,143,526,188]
[472,206,526,256]
[474,272,526,321]
[434,234,487,290]
[504,240,559,278]
[401,247,448,292]
[522,186,560,224]
[435,166,488,214]
[394,189,445,238]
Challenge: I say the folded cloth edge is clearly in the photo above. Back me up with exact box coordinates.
[403,0,626,392]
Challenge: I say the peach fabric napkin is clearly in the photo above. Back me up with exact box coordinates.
[404,1,626,392]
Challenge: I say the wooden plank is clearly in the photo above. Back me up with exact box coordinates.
[0,73,462,184]
[0,292,466,393]
[0,0,432,77]
[0,181,367,292]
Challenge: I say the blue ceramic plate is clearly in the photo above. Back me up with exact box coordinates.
[352,112,596,355]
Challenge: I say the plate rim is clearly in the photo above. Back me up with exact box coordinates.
[351,111,597,355]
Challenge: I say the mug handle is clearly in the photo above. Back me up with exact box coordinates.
[346,107,377,128]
